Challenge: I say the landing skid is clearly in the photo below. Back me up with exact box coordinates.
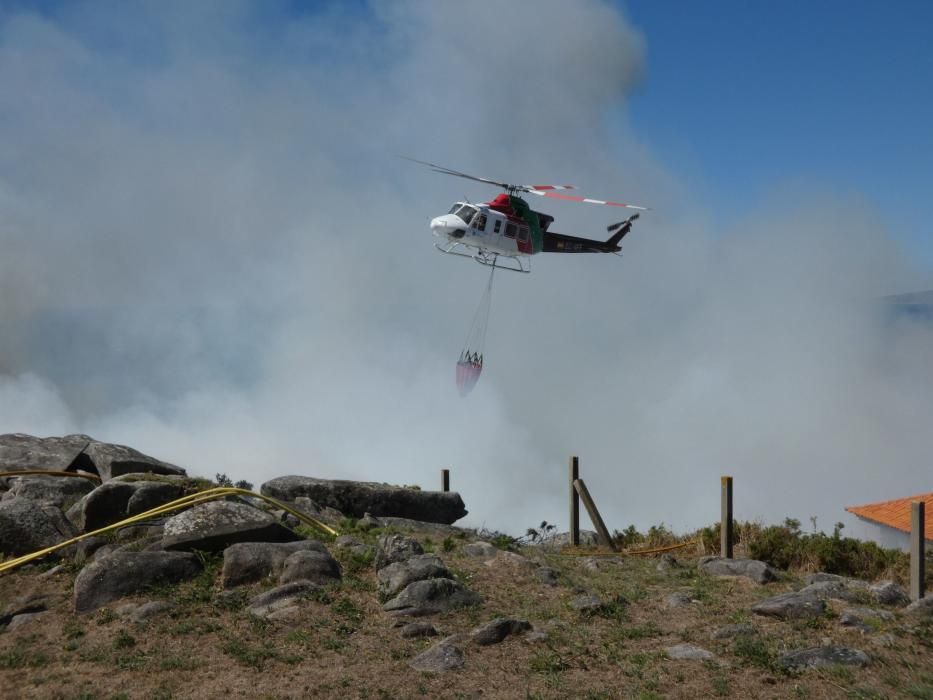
[434,241,530,274]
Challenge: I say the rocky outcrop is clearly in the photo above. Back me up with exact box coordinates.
[0,497,77,556]
[260,476,467,524]
[0,434,185,481]
[1,475,95,509]
[374,534,424,571]
[377,555,451,599]
[161,500,301,552]
[221,540,331,588]
[383,578,482,617]
[0,433,91,473]
[67,479,184,532]
[73,551,202,612]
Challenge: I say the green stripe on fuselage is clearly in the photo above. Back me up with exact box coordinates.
[508,196,543,254]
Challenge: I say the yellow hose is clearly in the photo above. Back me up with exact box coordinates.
[1,470,101,483]
[0,486,338,575]
[561,540,699,557]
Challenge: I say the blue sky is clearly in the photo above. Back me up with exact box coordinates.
[621,0,933,270]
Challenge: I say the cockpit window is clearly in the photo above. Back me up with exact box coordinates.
[456,205,477,225]
[448,204,461,214]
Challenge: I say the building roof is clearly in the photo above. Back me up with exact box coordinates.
[846,492,933,540]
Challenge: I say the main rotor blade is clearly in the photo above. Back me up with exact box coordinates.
[527,189,649,211]
[399,157,514,190]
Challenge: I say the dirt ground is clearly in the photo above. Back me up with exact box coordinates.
[0,531,931,700]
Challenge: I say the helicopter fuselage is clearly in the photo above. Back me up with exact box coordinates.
[430,194,549,258]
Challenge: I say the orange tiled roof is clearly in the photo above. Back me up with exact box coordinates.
[845,492,933,540]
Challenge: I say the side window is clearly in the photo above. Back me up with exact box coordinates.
[473,213,487,230]
[505,223,517,239]
[518,225,529,242]
[493,220,501,234]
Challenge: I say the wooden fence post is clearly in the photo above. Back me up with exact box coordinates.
[570,456,580,546]
[721,476,734,559]
[573,478,618,551]
[911,500,926,602]
[441,469,450,493]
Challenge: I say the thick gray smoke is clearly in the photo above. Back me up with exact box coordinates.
[1,1,930,537]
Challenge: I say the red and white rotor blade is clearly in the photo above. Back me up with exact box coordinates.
[526,184,576,192]
[527,189,649,211]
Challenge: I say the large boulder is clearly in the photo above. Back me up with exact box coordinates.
[383,578,482,617]
[0,497,77,556]
[260,476,467,524]
[79,441,186,481]
[221,540,330,588]
[66,480,183,532]
[799,578,870,603]
[279,549,341,586]
[161,500,301,552]
[0,434,185,481]
[699,557,778,584]
[2,475,95,509]
[0,433,91,473]
[73,551,202,612]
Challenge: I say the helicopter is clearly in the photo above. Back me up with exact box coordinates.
[407,158,648,273]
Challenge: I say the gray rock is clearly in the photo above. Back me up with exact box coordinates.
[869,580,910,607]
[6,611,49,631]
[0,433,91,472]
[799,578,870,603]
[334,535,364,548]
[905,596,933,619]
[490,550,533,568]
[470,618,532,645]
[279,549,341,586]
[261,476,468,524]
[665,592,695,608]
[570,595,603,613]
[248,580,320,618]
[535,567,560,587]
[839,607,895,629]
[409,640,465,673]
[377,554,450,599]
[752,591,826,620]
[0,591,65,625]
[73,551,202,613]
[291,497,345,524]
[870,633,896,648]
[377,516,467,537]
[358,512,382,530]
[0,497,77,556]
[666,643,714,660]
[80,440,186,481]
[536,530,599,548]
[117,600,174,623]
[266,605,301,622]
[161,500,301,552]
[657,553,680,572]
[221,540,329,588]
[67,480,182,532]
[383,578,482,617]
[74,536,108,564]
[699,557,778,584]
[462,542,497,559]
[400,622,439,639]
[2,475,95,508]
[38,564,66,579]
[374,534,424,570]
[711,623,757,640]
[778,646,870,670]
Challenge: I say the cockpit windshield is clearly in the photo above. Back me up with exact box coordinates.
[455,205,477,225]
[448,204,461,214]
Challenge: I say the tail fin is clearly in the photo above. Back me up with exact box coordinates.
[606,213,639,247]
